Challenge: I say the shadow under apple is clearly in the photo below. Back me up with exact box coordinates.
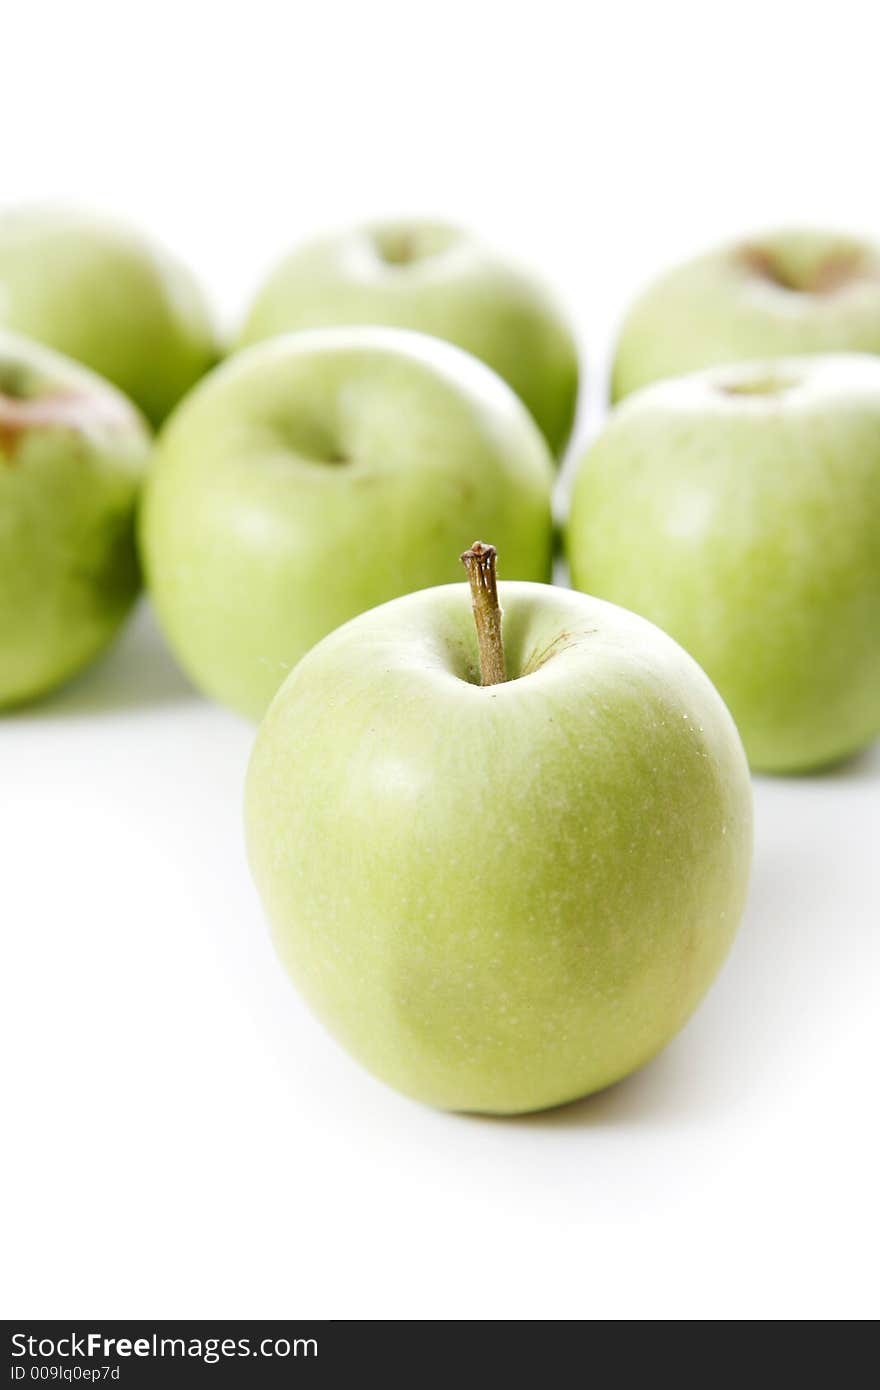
[6,599,197,719]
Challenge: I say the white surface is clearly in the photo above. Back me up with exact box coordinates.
[2,0,879,1322]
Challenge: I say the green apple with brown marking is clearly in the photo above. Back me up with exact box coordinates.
[0,331,151,707]
[236,220,579,456]
[612,227,880,401]
[0,206,218,426]
[245,543,753,1114]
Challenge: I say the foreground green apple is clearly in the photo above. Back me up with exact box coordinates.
[0,206,218,426]
[568,355,880,773]
[612,227,880,401]
[0,331,151,707]
[245,545,753,1114]
[140,328,554,719]
[236,220,579,456]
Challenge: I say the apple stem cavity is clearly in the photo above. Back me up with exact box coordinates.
[0,389,130,462]
[461,541,506,687]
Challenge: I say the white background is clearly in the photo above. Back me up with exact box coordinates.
[2,0,878,1320]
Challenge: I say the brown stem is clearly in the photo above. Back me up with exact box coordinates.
[460,541,506,686]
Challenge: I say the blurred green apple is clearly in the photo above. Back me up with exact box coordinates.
[245,552,752,1114]
[567,355,880,773]
[0,331,150,707]
[0,206,218,426]
[236,220,579,456]
[140,327,555,719]
[612,227,880,401]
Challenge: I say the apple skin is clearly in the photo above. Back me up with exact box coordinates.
[567,355,880,774]
[140,327,555,720]
[612,228,880,401]
[0,206,218,427]
[245,580,753,1115]
[236,220,579,457]
[0,331,151,707]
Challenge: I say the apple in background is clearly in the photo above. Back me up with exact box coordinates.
[0,206,218,427]
[567,355,880,773]
[140,327,555,720]
[0,331,151,707]
[245,544,753,1114]
[611,227,880,401]
[235,220,580,457]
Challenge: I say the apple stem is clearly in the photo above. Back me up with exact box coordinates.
[461,541,506,686]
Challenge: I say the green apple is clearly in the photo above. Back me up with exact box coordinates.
[0,330,151,707]
[0,206,218,426]
[245,544,752,1114]
[612,227,880,401]
[140,327,555,719]
[567,355,880,773]
[236,220,579,456]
